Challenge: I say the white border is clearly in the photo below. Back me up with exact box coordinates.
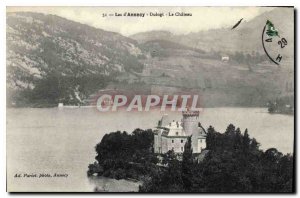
[0,0,298,197]
[0,0,298,6]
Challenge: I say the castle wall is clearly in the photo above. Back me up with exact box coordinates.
[197,138,206,153]
[154,133,206,154]
[167,137,187,153]
[161,136,168,153]
[182,116,199,136]
[154,111,206,154]
[154,133,161,153]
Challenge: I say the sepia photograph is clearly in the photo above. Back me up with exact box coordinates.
[5,6,295,193]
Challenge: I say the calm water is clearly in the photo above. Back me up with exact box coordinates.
[6,108,294,192]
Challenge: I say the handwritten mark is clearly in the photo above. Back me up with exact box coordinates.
[231,18,243,30]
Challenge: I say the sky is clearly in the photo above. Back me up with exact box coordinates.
[7,7,274,36]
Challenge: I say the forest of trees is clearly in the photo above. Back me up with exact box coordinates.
[140,124,294,192]
[88,129,158,180]
[10,72,111,107]
[267,95,294,115]
[89,124,294,192]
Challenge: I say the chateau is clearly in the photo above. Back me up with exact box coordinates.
[153,109,207,154]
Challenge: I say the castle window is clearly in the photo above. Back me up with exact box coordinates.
[200,139,202,143]
[176,132,179,136]
[181,140,183,143]
[172,139,174,143]
[181,147,184,151]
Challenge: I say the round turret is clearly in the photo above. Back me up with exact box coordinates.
[182,109,199,135]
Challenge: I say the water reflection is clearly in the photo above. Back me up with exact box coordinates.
[88,176,142,192]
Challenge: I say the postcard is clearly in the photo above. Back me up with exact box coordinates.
[6,6,294,192]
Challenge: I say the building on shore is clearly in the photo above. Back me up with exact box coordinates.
[153,109,207,154]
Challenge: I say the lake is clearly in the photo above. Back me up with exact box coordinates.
[6,107,294,192]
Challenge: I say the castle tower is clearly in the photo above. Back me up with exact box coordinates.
[182,109,199,136]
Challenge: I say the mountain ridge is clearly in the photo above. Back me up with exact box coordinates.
[130,8,294,55]
[7,11,145,106]
[6,9,294,108]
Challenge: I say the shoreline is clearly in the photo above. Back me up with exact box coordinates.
[88,175,142,192]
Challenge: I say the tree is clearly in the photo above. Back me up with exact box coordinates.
[137,124,294,192]
[242,129,251,151]
[182,136,193,191]
[225,124,235,135]
[92,129,156,180]
[206,126,216,150]
[162,150,177,165]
